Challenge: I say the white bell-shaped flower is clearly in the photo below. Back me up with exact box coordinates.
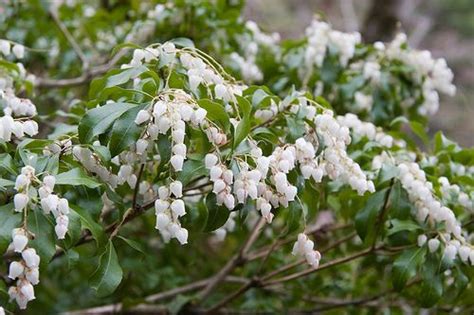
[14,193,29,212]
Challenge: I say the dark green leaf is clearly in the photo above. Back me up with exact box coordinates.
[78,102,134,143]
[204,193,230,232]
[177,159,207,186]
[70,205,107,247]
[197,99,230,131]
[55,168,101,188]
[0,204,21,253]
[109,104,147,157]
[27,210,56,262]
[90,240,123,297]
[392,248,426,291]
[355,188,388,243]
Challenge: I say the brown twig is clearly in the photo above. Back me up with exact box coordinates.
[261,245,382,287]
[36,49,128,88]
[195,217,266,304]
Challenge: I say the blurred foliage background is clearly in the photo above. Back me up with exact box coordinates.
[244,0,474,146]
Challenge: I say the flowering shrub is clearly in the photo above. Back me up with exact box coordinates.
[0,1,473,314]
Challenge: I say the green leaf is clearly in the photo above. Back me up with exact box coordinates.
[90,240,123,297]
[0,204,21,253]
[27,210,56,262]
[204,193,230,232]
[377,164,399,183]
[117,236,146,255]
[55,168,101,188]
[78,102,134,143]
[418,256,442,307]
[0,153,16,175]
[389,181,413,219]
[0,179,14,191]
[109,104,147,157]
[177,159,207,186]
[70,205,107,247]
[285,116,305,142]
[106,65,148,88]
[355,188,388,243]
[392,248,426,291]
[197,99,230,131]
[387,219,422,236]
[409,121,429,145]
[233,96,251,149]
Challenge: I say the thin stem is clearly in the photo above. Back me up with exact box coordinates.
[262,246,381,287]
[195,217,266,303]
[49,9,89,70]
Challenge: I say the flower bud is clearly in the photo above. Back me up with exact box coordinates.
[23,120,38,137]
[12,44,25,59]
[14,193,29,212]
[20,282,35,301]
[428,239,440,253]
[205,154,218,169]
[135,110,151,125]
[171,199,186,217]
[55,223,68,239]
[170,155,184,171]
[175,228,188,245]
[193,108,207,124]
[58,198,69,215]
[43,175,56,190]
[136,139,148,155]
[25,267,39,285]
[22,248,40,268]
[12,232,29,253]
[417,234,427,247]
[8,261,24,279]
[155,199,170,213]
[155,213,171,230]
[172,143,187,157]
[210,165,223,181]
[170,181,183,198]
[213,179,226,193]
[15,174,29,190]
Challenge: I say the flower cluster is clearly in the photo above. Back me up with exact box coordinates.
[0,40,25,59]
[438,177,472,210]
[303,19,361,71]
[134,91,207,172]
[315,111,375,195]
[292,233,322,267]
[7,232,40,309]
[398,162,474,263]
[73,146,120,188]
[154,182,188,245]
[385,33,456,115]
[205,153,235,210]
[14,166,70,239]
[337,113,403,148]
[0,89,38,142]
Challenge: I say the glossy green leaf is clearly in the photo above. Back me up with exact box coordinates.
[90,240,123,297]
[392,248,426,291]
[197,99,230,131]
[203,193,230,232]
[109,104,147,157]
[355,188,388,243]
[0,203,21,253]
[78,102,134,143]
[55,168,101,188]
